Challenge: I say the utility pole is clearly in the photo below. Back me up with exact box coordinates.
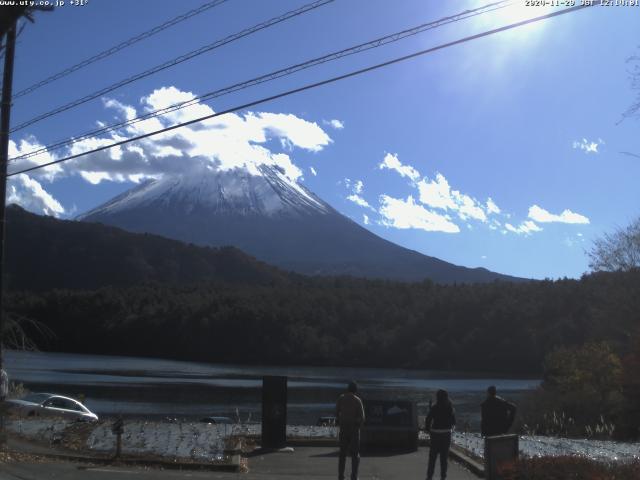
[0,18,17,377]
[0,6,52,448]
[0,3,54,372]
[0,19,17,448]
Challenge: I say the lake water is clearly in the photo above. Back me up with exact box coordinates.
[4,350,539,428]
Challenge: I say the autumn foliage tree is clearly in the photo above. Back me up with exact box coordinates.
[543,342,623,418]
[619,337,640,438]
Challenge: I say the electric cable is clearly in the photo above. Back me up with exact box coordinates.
[10,0,510,163]
[12,0,230,99]
[9,0,335,133]
[8,4,596,178]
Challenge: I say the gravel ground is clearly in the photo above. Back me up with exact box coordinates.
[452,432,640,463]
[6,418,639,464]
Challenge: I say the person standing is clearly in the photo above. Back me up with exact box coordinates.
[0,369,7,447]
[0,369,7,401]
[481,385,517,437]
[336,381,365,480]
[425,389,456,480]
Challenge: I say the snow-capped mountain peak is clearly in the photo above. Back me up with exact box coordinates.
[79,164,520,284]
[78,165,329,220]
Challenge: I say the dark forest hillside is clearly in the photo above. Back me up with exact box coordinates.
[5,205,290,290]
[7,269,639,374]
[5,205,638,374]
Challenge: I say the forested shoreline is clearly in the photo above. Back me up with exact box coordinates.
[6,268,639,374]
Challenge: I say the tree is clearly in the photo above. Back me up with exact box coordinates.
[537,342,624,436]
[621,46,640,121]
[543,342,623,400]
[619,48,640,159]
[619,337,640,439]
[1,312,54,351]
[588,217,640,272]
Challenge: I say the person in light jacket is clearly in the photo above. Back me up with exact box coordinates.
[336,381,365,480]
[425,389,456,480]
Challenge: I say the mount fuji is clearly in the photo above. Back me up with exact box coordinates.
[79,165,520,283]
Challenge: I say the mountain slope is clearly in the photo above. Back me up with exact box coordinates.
[79,166,523,284]
[5,205,290,291]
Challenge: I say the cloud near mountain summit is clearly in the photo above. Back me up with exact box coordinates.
[8,86,333,217]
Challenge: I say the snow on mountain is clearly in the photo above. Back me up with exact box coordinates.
[79,166,522,284]
[79,164,328,220]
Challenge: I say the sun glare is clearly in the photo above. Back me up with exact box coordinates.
[474,1,557,38]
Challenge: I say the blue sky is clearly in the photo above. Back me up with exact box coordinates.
[5,0,640,280]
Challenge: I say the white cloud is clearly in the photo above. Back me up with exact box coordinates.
[363,214,370,225]
[528,204,589,224]
[374,153,586,237]
[9,137,63,182]
[103,98,136,121]
[378,153,421,181]
[378,195,460,233]
[246,112,332,152]
[7,174,65,217]
[309,166,317,176]
[417,174,457,210]
[573,137,604,154]
[505,220,542,235]
[344,179,373,210]
[8,86,333,189]
[454,191,487,222]
[324,119,345,130]
[376,153,502,233]
[417,173,488,222]
[347,194,373,210]
[486,197,501,214]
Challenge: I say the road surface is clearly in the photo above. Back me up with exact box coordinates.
[1,446,478,479]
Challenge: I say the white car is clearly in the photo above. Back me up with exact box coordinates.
[5,393,98,422]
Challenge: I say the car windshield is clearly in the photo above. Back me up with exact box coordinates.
[21,393,53,404]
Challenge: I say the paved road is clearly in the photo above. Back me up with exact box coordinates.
[1,446,478,479]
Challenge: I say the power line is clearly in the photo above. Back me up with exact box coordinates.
[10,0,510,164]
[9,0,335,133]
[12,0,230,99]
[7,3,595,178]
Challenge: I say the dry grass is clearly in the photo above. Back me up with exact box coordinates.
[0,450,49,464]
[499,456,640,480]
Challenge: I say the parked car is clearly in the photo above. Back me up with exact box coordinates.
[5,393,98,422]
[199,416,233,424]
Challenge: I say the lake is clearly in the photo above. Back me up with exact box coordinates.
[4,350,539,428]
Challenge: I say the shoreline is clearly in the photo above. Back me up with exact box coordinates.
[5,349,544,379]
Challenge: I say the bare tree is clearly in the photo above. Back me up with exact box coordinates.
[589,217,640,272]
[621,47,640,121]
[1,313,54,351]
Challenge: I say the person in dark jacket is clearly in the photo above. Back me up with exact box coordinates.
[425,389,456,480]
[336,381,365,480]
[481,385,517,437]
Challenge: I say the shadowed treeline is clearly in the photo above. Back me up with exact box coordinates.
[5,268,639,375]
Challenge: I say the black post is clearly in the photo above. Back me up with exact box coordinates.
[0,21,17,449]
[112,417,124,460]
[261,376,287,449]
[116,431,122,458]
